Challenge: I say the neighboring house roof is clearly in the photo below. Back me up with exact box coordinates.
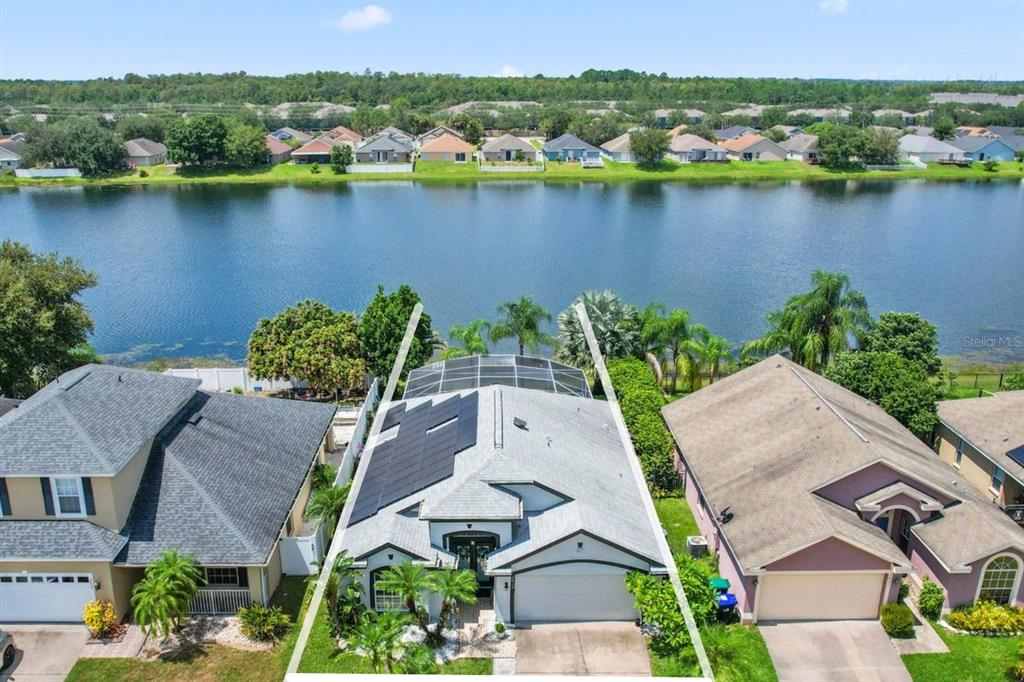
[996,134,1024,152]
[908,126,934,137]
[788,107,852,118]
[0,397,21,417]
[342,384,663,570]
[898,135,963,154]
[291,136,342,156]
[714,125,756,140]
[654,108,705,118]
[955,126,997,138]
[417,125,463,142]
[542,133,599,153]
[0,365,200,477]
[264,134,292,155]
[720,134,781,153]
[377,126,414,143]
[0,520,128,561]
[0,145,20,162]
[419,133,475,153]
[358,133,414,153]
[326,125,362,143]
[661,355,1023,573]
[950,136,1014,154]
[770,124,803,136]
[722,104,766,117]
[938,391,1024,484]
[873,109,913,117]
[781,133,819,153]
[668,133,726,153]
[119,391,336,566]
[986,126,1023,138]
[481,133,536,153]
[600,132,632,153]
[272,127,313,143]
[123,138,166,158]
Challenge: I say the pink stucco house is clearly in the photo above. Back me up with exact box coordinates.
[662,355,1024,623]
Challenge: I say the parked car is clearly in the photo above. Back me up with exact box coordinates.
[0,630,15,671]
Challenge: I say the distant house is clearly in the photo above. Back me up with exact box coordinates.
[781,133,820,163]
[908,126,935,137]
[264,135,293,165]
[951,136,1016,162]
[418,133,475,162]
[769,124,804,138]
[354,133,414,164]
[599,132,635,163]
[291,136,343,164]
[721,104,766,119]
[654,108,705,128]
[666,134,727,163]
[714,125,757,141]
[325,125,362,147]
[270,127,313,144]
[480,134,539,162]
[124,138,167,166]
[788,107,852,123]
[997,135,1024,154]
[873,109,915,126]
[721,134,787,161]
[542,133,600,161]
[416,126,462,148]
[376,126,414,145]
[898,135,966,163]
[985,126,1023,138]
[955,126,998,138]
[0,145,22,171]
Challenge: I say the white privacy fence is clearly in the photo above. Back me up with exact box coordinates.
[163,367,306,393]
[15,168,82,178]
[280,521,328,575]
[346,163,414,173]
[479,163,545,172]
[335,377,380,486]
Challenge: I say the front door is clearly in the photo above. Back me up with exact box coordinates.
[894,511,912,553]
[447,534,497,596]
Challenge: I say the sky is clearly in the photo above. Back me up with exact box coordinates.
[1,0,1022,82]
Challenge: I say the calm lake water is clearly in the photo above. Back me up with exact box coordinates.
[2,180,1022,363]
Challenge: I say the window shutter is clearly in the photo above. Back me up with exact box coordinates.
[40,477,54,516]
[82,477,96,516]
[0,478,10,516]
[236,567,249,588]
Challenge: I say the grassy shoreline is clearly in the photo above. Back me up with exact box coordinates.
[4,159,1023,189]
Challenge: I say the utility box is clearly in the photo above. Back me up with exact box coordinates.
[686,535,709,558]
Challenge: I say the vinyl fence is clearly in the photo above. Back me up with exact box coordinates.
[15,168,82,178]
[162,367,306,393]
[335,377,380,485]
[346,163,414,174]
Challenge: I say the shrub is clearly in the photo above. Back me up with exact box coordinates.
[83,599,117,637]
[946,601,1024,634]
[625,571,691,657]
[898,580,909,603]
[138,169,148,177]
[676,554,716,627]
[881,603,915,638]
[495,622,506,634]
[310,162,321,174]
[311,462,338,491]
[238,603,292,641]
[1005,372,1024,390]
[983,159,999,172]
[917,578,945,620]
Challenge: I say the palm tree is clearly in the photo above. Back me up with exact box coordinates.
[743,270,871,370]
[490,296,557,355]
[702,334,732,384]
[132,578,177,638]
[346,610,410,673]
[442,319,491,359]
[639,303,667,386]
[555,290,641,370]
[375,561,432,634]
[132,550,204,637]
[659,308,693,393]
[685,325,732,390]
[430,569,478,641]
[307,481,351,532]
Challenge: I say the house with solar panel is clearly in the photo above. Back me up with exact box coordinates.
[341,355,666,623]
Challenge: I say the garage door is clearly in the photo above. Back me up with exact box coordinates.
[0,573,94,622]
[514,571,639,622]
[757,572,885,621]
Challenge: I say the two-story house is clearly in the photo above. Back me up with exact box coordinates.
[0,365,336,623]
[339,355,666,624]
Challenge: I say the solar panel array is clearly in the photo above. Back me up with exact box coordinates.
[349,392,479,524]
[1008,444,1024,469]
[403,355,591,399]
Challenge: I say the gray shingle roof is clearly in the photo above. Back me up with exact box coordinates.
[600,132,632,153]
[938,391,1024,483]
[714,125,756,140]
[998,135,1024,152]
[0,365,200,477]
[950,136,1014,153]
[781,133,819,153]
[119,391,336,566]
[662,355,1023,572]
[668,134,726,153]
[0,145,20,161]
[0,397,20,417]
[912,503,1024,571]
[358,133,413,153]
[0,520,127,561]
[898,135,963,154]
[342,385,663,569]
[542,133,599,153]
[124,138,166,157]
[481,134,536,153]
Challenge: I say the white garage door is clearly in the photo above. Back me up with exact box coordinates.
[758,572,885,621]
[0,573,94,622]
[514,571,639,622]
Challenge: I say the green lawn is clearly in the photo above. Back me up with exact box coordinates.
[902,623,1020,682]
[67,576,490,681]
[654,496,701,556]
[7,159,1023,188]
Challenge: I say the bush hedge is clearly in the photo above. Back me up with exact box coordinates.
[607,357,678,496]
[917,577,945,620]
[881,603,915,638]
[946,601,1024,634]
[238,603,292,641]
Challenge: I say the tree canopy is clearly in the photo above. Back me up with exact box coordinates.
[0,240,98,398]
[23,117,125,175]
[224,122,269,166]
[358,284,434,380]
[556,290,640,370]
[630,128,669,166]
[862,311,941,376]
[165,113,227,164]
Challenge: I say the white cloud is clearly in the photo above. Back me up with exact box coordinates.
[324,4,392,31]
[493,65,524,78]
[819,0,848,14]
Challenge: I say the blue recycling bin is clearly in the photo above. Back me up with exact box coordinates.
[716,592,738,610]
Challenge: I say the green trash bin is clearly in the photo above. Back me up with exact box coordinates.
[710,577,730,593]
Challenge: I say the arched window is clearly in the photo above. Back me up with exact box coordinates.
[370,568,403,612]
[978,555,1020,605]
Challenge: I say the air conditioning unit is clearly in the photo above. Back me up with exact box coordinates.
[686,535,709,558]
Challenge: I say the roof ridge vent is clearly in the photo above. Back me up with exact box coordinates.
[494,389,504,449]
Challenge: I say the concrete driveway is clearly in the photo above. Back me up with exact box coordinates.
[515,622,651,676]
[0,625,89,682]
[759,621,912,682]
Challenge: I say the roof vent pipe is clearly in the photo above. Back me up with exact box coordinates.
[513,417,528,430]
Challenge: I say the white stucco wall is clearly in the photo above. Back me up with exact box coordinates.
[509,532,656,573]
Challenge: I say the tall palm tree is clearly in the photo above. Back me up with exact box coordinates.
[307,481,351,533]
[132,550,204,637]
[442,319,491,359]
[702,334,732,384]
[660,308,693,393]
[347,610,410,673]
[490,296,557,355]
[430,569,478,641]
[685,325,732,390]
[555,290,641,370]
[375,561,432,634]
[743,270,871,370]
[639,302,668,386]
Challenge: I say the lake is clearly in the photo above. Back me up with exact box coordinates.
[2,180,1022,364]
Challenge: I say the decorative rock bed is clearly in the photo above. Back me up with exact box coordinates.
[140,615,274,660]
[938,618,1024,638]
